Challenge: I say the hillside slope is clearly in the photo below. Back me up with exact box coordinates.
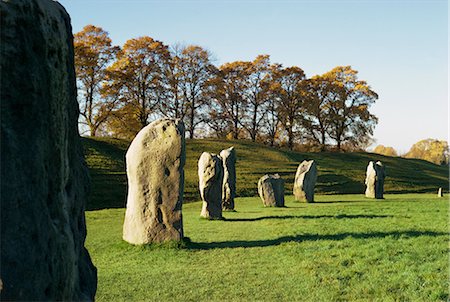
[82,137,448,210]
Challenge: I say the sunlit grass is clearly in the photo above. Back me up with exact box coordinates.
[86,194,448,302]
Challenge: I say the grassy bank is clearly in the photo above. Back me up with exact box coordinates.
[82,137,448,210]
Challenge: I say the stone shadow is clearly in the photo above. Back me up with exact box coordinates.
[224,214,393,222]
[187,230,446,250]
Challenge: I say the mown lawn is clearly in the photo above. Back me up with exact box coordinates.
[86,194,449,301]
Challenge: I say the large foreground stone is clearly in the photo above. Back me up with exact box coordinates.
[258,174,285,207]
[220,147,236,210]
[293,160,317,202]
[123,119,185,244]
[0,1,97,300]
[199,152,224,219]
[365,161,386,199]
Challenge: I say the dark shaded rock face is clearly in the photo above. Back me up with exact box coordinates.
[0,0,97,300]
[220,147,236,211]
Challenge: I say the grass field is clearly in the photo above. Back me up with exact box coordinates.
[86,194,449,302]
[82,137,448,210]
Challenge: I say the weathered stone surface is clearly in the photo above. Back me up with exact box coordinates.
[293,160,318,202]
[199,152,224,219]
[220,147,236,211]
[123,119,185,244]
[0,1,97,300]
[365,161,386,199]
[258,174,285,207]
[438,188,443,197]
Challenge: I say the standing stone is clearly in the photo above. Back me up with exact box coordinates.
[199,152,224,219]
[0,1,97,300]
[293,160,318,203]
[220,147,236,211]
[438,188,443,197]
[258,174,285,207]
[365,161,386,199]
[123,119,185,244]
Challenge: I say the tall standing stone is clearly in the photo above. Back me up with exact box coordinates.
[199,152,224,219]
[123,119,185,244]
[220,147,236,211]
[258,174,285,207]
[293,160,318,203]
[0,1,97,300]
[365,161,386,199]
[438,188,443,197]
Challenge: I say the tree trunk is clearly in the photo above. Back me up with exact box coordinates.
[189,101,195,139]
[90,126,97,137]
[288,127,294,150]
[320,131,326,151]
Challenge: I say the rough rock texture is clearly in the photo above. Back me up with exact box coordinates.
[438,188,443,197]
[0,1,97,300]
[365,161,386,199]
[199,152,224,219]
[220,147,236,211]
[123,119,185,244]
[293,160,318,203]
[258,174,285,207]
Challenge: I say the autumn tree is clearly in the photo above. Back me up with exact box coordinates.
[270,65,306,149]
[160,44,186,119]
[405,139,449,165]
[177,45,216,139]
[240,55,273,142]
[300,76,335,150]
[74,25,119,136]
[103,36,170,133]
[209,61,252,139]
[263,93,281,146]
[373,145,398,157]
[323,66,378,150]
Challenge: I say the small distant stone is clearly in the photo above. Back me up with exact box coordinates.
[199,152,224,219]
[258,174,285,207]
[220,147,236,211]
[293,160,317,203]
[438,188,443,197]
[365,161,385,199]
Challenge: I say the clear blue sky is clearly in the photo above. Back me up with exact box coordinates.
[59,0,448,153]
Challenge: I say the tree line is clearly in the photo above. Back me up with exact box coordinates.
[373,139,449,165]
[74,25,378,150]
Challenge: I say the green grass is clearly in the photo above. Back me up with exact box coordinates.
[82,137,449,210]
[86,194,449,301]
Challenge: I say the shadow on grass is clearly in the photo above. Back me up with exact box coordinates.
[187,230,446,250]
[224,214,393,222]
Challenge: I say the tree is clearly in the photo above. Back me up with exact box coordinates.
[373,145,398,157]
[300,76,335,150]
[210,61,252,139]
[160,44,186,119]
[323,66,378,150]
[74,25,119,136]
[270,65,306,149]
[405,139,449,165]
[177,45,216,139]
[104,36,170,130]
[241,55,272,142]
[103,103,142,139]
